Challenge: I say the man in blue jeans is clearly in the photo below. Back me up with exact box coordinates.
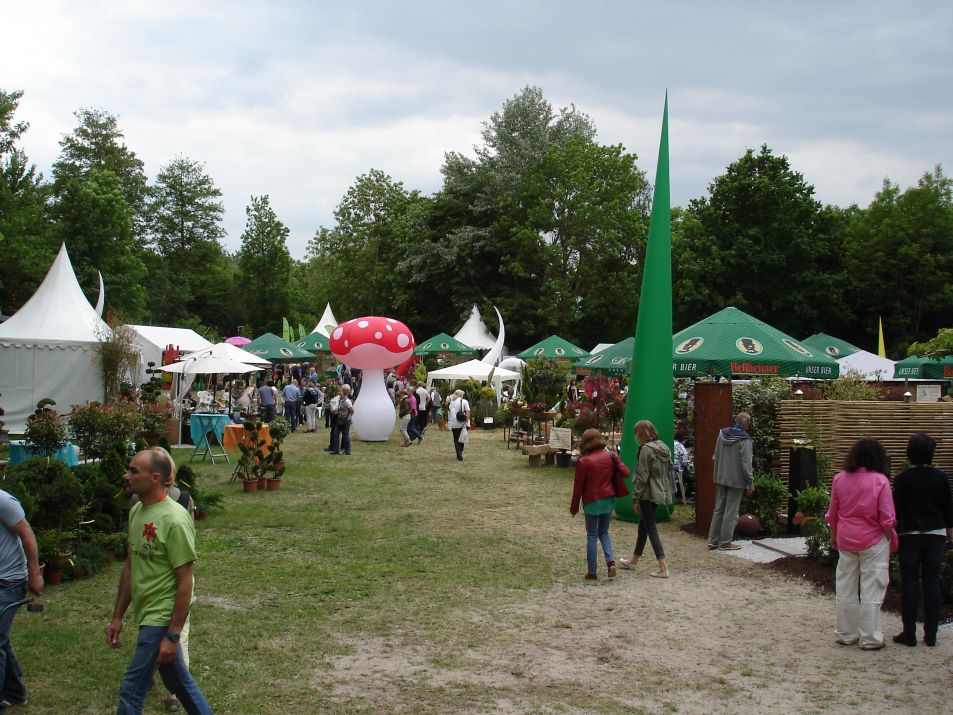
[106,449,213,714]
[0,487,43,713]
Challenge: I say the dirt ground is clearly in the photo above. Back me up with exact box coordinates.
[325,522,953,714]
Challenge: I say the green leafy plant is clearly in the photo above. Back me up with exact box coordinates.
[795,485,836,564]
[69,401,138,460]
[520,359,569,406]
[819,368,884,401]
[25,402,67,458]
[235,419,286,481]
[4,457,88,531]
[35,528,75,570]
[732,377,791,475]
[739,473,788,536]
[95,322,139,402]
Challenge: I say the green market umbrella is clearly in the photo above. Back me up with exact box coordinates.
[672,307,840,378]
[801,333,862,359]
[413,332,476,356]
[516,335,591,361]
[243,332,315,361]
[893,355,953,379]
[295,333,331,353]
[574,337,634,374]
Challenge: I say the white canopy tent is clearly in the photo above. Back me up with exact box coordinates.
[0,244,110,432]
[426,359,521,396]
[129,325,212,386]
[311,303,339,337]
[453,305,497,350]
[835,350,896,381]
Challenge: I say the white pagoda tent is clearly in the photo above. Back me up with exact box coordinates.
[129,325,213,386]
[311,303,339,337]
[0,244,110,432]
[453,305,497,351]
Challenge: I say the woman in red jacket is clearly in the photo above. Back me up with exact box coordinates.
[570,428,630,580]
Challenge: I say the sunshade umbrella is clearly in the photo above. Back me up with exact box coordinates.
[161,356,263,374]
[574,337,634,374]
[225,335,251,347]
[672,307,840,378]
[413,332,476,356]
[296,333,331,353]
[893,355,953,379]
[516,335,591,361]
[801,333,862,359]
[187,342,272,366]
[242,332,315,361]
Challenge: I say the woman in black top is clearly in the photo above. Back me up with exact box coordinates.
[891,432,953,647]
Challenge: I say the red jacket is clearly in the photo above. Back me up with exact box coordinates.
[570,449,629,515]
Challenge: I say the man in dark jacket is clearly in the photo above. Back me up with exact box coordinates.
[707,412,754,550]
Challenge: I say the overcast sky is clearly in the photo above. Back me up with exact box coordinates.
[5,1,952,258]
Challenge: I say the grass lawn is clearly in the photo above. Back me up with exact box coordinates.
[15,425,632,713]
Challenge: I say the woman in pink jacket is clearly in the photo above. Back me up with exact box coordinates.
[570,428,630,581]
[825,439,897,650]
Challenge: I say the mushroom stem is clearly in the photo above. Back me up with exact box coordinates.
[350,369,395,442]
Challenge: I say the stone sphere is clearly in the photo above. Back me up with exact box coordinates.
[735,513,761,537]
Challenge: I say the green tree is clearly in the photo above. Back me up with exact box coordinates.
[843,167,953,353]
[145,157,232,329]
[54,168,147,319]
[0,88,55,313]
[52,108,149,238]
[237,195,292,335]
[680,145,849,336]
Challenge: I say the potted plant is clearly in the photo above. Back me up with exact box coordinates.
[25,399,67,459]
[266,416,291,489]
[36,528,74,585]
[137,401,172,447]
[234,420,268,493]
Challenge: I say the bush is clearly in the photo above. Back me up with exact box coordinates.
[732,377,790,475]
[739,473,787,536]
[68,401,137,460]
[4,457,87,531]
[25,407,68,458]
[72,462,128,535]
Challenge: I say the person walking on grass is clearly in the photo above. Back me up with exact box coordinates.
[619,420,672,578]
[0,486,43,712]
[447,389,470,461]
[570,429,628,581]
[707,412,754,551]
[107,449,213,714]
[825,438,897,651]
[891,432,953,648]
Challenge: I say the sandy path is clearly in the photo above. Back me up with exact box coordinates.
[326,524,953,714]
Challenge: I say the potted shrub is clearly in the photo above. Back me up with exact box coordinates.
[138,401,172,447]
[266,417,291,489]
[25,400,68,459]
[36,528,74,585]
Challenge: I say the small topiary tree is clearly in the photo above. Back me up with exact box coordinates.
[739,473,788,536]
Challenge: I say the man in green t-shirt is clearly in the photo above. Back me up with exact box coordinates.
[106,449,212,715]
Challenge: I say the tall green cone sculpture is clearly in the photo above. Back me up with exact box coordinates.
[615,95,674,523]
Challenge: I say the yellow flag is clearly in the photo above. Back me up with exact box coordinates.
[878,317,886,357]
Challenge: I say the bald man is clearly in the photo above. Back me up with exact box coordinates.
[106,450,212,714]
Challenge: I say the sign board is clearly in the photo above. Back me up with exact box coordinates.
[550,427,573,451]
[916,384,942,403]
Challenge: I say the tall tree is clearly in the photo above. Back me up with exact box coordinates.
[844,167,953,353]
[54,167,147,319]
[145,157,232,329]
[677,145,848,337]
[236,195,293,335]
[52,108,149,238]
[0,88,54,313]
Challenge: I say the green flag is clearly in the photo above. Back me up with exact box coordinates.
[616,94,674,523]
[282,317,291,342]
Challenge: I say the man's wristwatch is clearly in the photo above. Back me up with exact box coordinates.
[164,631,180,643]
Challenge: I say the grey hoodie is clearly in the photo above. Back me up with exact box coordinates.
[712,426,753,489]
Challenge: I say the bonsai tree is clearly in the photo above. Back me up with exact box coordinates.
[25,399,67,458]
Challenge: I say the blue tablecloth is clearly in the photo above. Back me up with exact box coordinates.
[189,413,231,449]
[8,440,81,467]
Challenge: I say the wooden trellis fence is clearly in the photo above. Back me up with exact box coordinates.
[776,400,953,486]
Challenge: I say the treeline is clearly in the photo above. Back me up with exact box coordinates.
[1,86,950,356]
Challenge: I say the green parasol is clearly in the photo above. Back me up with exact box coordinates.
[801,333,862,359]
[893,355,953,379]
[672,307,840,378]
[413,332,476,356]
[243,332,315,361]
[574,337,634,374]
[296,333,331,353]
[516,335,591,361]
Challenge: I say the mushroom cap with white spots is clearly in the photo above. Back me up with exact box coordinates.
[329,316,415,368]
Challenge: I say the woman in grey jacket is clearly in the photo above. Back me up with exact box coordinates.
[619,420,672,578]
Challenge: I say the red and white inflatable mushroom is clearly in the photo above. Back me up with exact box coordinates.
[329,317,415,441]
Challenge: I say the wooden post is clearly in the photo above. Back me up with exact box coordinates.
[694,382,734,534]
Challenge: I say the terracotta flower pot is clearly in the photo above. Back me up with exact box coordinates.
[257,476,267,491]
[266,478,281,491]
[46,568,64,585]
[242,479,258,494]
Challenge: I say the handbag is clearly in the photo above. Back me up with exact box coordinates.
[611,453,630,498]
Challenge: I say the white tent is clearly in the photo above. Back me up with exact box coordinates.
[453,305,497,350]
[426,359,521,396]
[590,343,613,355]
[130,325,212,385]
[311,303,339,337]
[836,350,896,381]
[0,244,110,432]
